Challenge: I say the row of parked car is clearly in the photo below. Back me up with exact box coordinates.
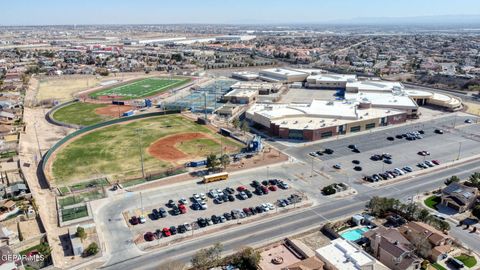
[309,148,335,157]
[363,166,415,182]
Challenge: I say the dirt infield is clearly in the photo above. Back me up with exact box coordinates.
[147,132,212,162]
[94,105,134,117]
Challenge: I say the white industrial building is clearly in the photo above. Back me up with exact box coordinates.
[232,71,259,81]
[259,68,309,83]
[306,74,357,89]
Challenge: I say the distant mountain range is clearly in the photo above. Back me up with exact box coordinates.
[331,15,480,25]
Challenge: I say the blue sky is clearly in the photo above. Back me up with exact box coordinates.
[2,0,480,25]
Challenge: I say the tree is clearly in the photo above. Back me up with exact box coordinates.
[229,247,261,270]
[472,205,480,219]
[206,154,220,171]
[411,235,432,259]
[191,243,223,270]
[445,175,460,185]
[468,172,480,188]
[240,121,250,135]
[84,242,99,256]
[417,209,431,222]
[322,185,336,195]
[220,154,230,170]
[76,227,87,242]
[232,118,240,129]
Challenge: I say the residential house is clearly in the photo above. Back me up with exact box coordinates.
[440,182,478,213]
[399,222,453,262]
[364,226,422,270]
[0,225,19,246]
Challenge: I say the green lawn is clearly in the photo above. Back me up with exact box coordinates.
[61,206,88,221]
[89,77,190,99]
[52,102,112,126]
[51,114,242,184]
[424,195,441,209]
[58,190,104,208]
[432,263,447,270]
[455,254,477,268]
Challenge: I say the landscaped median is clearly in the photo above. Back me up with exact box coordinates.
[455,254,477,268]
[424,195,441,209]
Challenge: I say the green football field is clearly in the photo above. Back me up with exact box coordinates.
[89,77,190,99]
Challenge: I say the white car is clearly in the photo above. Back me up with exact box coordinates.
[219,216,226,223]
[184,223,192,231]
[209,189,218,198]
[139,215,146,224]
[239,191,248,200]
[216,189,224,197]
[193,193,201,201]
[394,168,405,175]
[199,201,208,210]
[261,203,269,211]
[266,203,275,210]
[200,193,207,200]
[179,198,188,205]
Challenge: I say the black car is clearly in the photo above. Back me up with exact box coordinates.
[261,180,269,186]
[249,207,257,215]
[348,144,357,149]
[383,159,393,164]
[228,194,235,202]
[224,187,235,194]
[171,206,181,216]
[244,189,253,198]
[387,136,394,141]
[251,180,261,187]
[224,212,232,220]
[418,130,425,134]
[352,160,360,164]
[166,199,176,208]
[395,134,403,139]
[211,215,219,224]
[177,224,186,234]
[324,148,334,154]
[353,166,362,171]
[269,179,278,185]
[315,151,324,156]
[158,207,167,218]
[151,209,160,219]
[170,226,177,235]
[435,129,444,134]
[255,187,263,195]
[256,206,264,213]
[197,218,207,227]
[352,148,361,153]
[370,154,382,161]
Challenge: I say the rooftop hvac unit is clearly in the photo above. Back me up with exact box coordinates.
[294,120,298,124]
[327,101,334,105]
[309,120,313,123]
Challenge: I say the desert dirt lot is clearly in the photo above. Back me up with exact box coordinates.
[36,75,104,102]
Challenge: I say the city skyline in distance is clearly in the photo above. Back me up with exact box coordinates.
[2,0,480,26]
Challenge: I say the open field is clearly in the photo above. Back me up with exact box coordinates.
[48,114,243,184]
[464,101,480,116]
[89,77,190,99]
[37,75,104,102]
[52,102,133,126]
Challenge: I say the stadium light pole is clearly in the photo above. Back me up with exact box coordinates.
[136,128,146,179]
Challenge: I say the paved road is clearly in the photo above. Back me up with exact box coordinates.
[99,158,480,270]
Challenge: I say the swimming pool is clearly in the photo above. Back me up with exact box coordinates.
[340,227,370,241]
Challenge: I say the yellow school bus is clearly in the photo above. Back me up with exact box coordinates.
[203,172,229,184]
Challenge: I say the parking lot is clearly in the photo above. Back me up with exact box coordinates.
[285,114,480,185]
[125,178,304,243]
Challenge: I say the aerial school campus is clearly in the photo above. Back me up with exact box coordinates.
[3,17,480,270]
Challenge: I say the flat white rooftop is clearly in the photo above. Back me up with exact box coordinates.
[223,88,257,98]
[345,92,418,109]
[260,68,309,77]
[346,80,404,92]
[316,239,375,270]
[308,73,357,82]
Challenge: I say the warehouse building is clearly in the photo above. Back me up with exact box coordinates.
[306,74,357,89]
[259,68,309,83]
[246,100,406,141]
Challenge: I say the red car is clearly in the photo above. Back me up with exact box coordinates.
[144,232,155,241]
[237,186,247,192]
[130,216,139,225]
[268,185,277,191]
[163,227,171,237]
[178,204,187,214]
[261,186,269,194]
[432,160,440,165]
